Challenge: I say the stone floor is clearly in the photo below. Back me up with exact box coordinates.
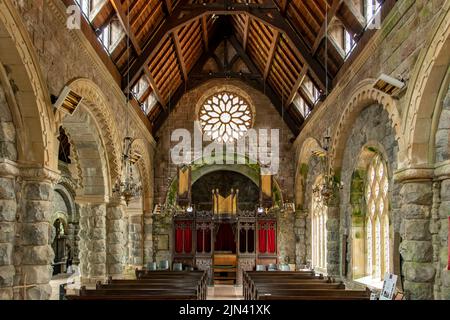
[207,285,244,300]
[49,273,73,300]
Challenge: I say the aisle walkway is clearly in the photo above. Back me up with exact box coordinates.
[207,285,243,300]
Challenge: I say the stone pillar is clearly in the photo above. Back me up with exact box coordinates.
[106,200,126,277]
[326,205,340,276]
[0,173,16,300]
[143,211,153,265]
[397,168,435,300]
[294,210,307,269]
[78,202,107,282]
[435,162,450,299]
[277,210,295,264]
[128,214,143,266]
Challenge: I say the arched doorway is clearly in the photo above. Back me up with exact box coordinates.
[51,217,69,275]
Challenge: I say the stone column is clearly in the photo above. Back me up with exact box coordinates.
[12,166,60,300]
[294,210,307,269]
[434,162,450,299]
[143,211,153,265]
[396,168,435,300]
[78,201,107,282]
[326,204,340,276]
[128,214,143,266]
[0,169,17,300]
[106,200,126,277]
[277,210,295,264]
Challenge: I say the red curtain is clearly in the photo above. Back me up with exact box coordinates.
[205,229,211,253]
[214,223,236,253]
[267,223,276,253]
[184,223,192,253]
[258,222,267,253]
[196,229,204,253]
[175,226,183,253]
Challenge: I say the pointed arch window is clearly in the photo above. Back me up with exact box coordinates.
[312,179,328,272]
[364,154,390,280]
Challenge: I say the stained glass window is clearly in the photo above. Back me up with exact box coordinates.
[199,92,252,143]
[365,154,390,280]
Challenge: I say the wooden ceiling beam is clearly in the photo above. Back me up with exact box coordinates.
[124,0,330,92]
[163,0,173,15]
[144,69,166,107]
[228,35,300,135]
[109,0,142,55]
[311,0,344,55]
[172,31,188,82]
[263,31,279,81]
[201,16,209,50]
[242,15,250,51]
[337,1,365,36]
[280,0,290,15]
[286,66,308,106]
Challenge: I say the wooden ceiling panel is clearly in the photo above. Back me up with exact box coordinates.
[69,0,393,132]
[90,1,115,30]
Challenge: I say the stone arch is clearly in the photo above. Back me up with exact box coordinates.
[295,137,322,208]
[347,142,396,281]
[402,3,450,167]
[331,80,401,171]
[164,153,284,208]
[337,100,402,284]
[60,108,110,199]
[64,78,122,191]
[0,0,56,169]
[434,72,450,163]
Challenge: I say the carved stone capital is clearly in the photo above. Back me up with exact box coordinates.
[394,166,435,183]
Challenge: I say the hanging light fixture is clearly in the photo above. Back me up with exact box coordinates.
[312,14,343,204]
[113,137,142,205]
[312,129,343,203]
[113,5,142,206]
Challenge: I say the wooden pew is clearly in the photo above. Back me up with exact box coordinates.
[133,270,207,299]
[243,271,371,300]
[66,286,198,300]
[256,288,371,300]
[66,270,208,300]
[243,271,328,299]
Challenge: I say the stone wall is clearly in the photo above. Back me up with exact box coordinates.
[153,79,295,206]
[339,104,401,281]
[293,0,449,299]
[0,84,16,161]
[152,214,173,264]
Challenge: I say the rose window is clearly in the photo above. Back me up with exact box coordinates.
[199,92,253,143]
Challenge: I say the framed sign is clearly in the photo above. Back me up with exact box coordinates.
[379,273,398,300]
[156,234,169,250]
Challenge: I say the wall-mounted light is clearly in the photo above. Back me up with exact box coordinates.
[53,86,83,115]
[373,74,406,97]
